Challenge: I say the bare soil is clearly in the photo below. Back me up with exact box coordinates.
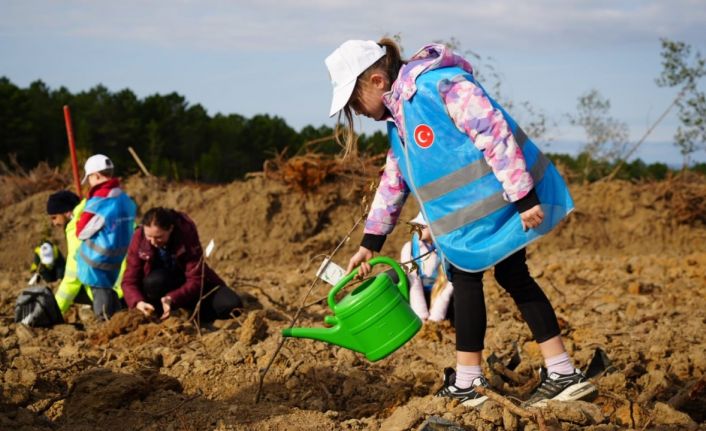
[1,173,705,430]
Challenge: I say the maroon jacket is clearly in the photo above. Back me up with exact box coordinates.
[121,212,225,309]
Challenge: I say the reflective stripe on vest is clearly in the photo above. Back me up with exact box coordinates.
[77,192,135,287]
[84,238,128,258]
[78,248,123,272]
[430,149,550,236]
[416,128,529,202]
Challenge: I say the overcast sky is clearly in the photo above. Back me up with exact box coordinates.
[2,0,706,164]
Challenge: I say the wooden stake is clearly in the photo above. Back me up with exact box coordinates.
[127,146,152,177]
[63,105,83,198]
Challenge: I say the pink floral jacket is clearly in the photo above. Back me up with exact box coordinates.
[364,44,534,237]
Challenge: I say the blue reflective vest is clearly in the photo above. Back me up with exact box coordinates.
[410,233,438,292]
[388,66,574,272]
[77,191,136,288]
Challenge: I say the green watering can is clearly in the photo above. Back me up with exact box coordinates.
[282,256,422,362]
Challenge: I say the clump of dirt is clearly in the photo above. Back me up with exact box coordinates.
[239,310,268,346]
[64,367,153,417]
[1,172,705,430]
[90,309,149,345]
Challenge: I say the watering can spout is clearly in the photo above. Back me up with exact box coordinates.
[282,324,361,353]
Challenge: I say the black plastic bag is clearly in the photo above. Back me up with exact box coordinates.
[14,285,64,327]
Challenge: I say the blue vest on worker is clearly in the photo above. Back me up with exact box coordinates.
[77,191,136,288]
[410,233,438,292]
[388,66,574,272]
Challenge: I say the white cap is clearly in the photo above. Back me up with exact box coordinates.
[39,242,55,265]
[325,40,386,117]
[410,212,427,226]
[82,154,114,184]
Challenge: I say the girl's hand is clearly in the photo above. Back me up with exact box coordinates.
[136,301,155,317]
[346,246,374,278]
[520,204,544,231]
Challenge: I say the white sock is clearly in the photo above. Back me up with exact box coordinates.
[545,352,575,376]
[455,364,482,389]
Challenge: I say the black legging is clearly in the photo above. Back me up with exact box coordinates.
[143,268,242,322]
[450,248,560,352]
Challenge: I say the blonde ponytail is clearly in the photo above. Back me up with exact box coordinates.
[336,37,406,158]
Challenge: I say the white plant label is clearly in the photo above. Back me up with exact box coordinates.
[205,239,215,258]
[316,257,346,286]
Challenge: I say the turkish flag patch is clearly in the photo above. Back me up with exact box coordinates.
[414,124,434,148]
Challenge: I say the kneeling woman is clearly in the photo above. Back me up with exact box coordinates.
[122,207,242,321]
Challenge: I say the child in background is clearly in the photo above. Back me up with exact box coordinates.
[75,154,136,320]
[327,38,596,407]
[401,213,453,322]
[30,241,65,283]
[46,190,127,315]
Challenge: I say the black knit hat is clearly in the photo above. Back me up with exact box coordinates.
[46,190,80,215]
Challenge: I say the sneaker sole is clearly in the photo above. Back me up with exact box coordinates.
[530,382,597,407]
[461,395,488,408]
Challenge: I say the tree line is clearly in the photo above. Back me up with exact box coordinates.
[0,77,388,183]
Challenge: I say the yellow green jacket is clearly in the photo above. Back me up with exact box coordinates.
[54,199,126,314]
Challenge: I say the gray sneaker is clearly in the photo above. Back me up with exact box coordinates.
[526,367,597,407]
[435,368,489,408]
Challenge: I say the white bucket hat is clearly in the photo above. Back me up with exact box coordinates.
[410,212,427,227]
[82,154,113,184]
[325,40,386,117]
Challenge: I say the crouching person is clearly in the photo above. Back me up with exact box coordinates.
[122,207,243,322]
[75,154,136,320]
[47,190,127,316]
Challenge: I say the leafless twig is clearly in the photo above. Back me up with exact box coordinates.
[37,357,93,375]
[474,386,556,431]
[255,215,364,403]
[239,283,290,311]
[187,285,221,325]
[150,391,201,420]
[603,87,686,181]
[668,377,706,410]
[489,361,525,385]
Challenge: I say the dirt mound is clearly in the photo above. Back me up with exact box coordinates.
[539,177,706,256]
[0,160,70,209]
[1,173,705,430]
[3,174,706,275]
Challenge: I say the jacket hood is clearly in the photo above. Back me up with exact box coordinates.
[388,43,475,103]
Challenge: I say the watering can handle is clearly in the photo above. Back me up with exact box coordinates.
[327,256,409,310]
